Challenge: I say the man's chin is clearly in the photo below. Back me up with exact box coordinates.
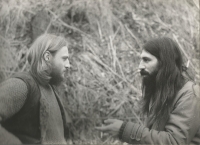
[50,75,65,86]
[63,72,68,78]
[142,74,157,86]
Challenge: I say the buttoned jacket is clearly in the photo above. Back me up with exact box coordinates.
[121,81,200,145]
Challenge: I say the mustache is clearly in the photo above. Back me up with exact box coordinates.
[140,69,150,76]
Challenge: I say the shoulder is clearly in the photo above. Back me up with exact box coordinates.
[12,72,39,91]
[0,77,28,109]
[173,81,199,107]
[177,81,197,97]
[0,77,28,92]
[192,83,199,98]
[0,77,29,120]
[12,72,33,81]
[0,72,37,97]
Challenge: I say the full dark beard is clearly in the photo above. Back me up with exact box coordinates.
[49,70,65,86]
[142,72,157,95]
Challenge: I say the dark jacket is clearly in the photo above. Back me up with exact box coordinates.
[0,72,72,144]
[121,81,200,145]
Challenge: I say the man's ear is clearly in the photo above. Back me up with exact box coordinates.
[43,51,51,62]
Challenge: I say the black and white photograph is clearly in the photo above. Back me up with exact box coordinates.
[0,0,199,144]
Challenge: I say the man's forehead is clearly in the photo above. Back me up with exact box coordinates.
[52,46,69,58]
[140,50,155,58]
[58,46,69,53]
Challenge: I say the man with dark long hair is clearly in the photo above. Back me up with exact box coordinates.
[0,34,72,144]
[96,37,200,144]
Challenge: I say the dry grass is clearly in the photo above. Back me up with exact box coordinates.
[0,0,199,144]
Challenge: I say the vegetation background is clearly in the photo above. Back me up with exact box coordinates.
[0,0,199,144]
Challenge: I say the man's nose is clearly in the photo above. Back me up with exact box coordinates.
[65,60,71,68]
[139,61,145,70]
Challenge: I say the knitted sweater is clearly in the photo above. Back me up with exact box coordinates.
[0,76,67,144]
[0,78,27,122]
[0,78,27,144]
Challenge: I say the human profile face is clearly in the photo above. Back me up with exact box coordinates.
[50,46,70,85]
[139,50,159,78]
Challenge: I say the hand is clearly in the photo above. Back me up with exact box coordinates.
[95,119,123,137]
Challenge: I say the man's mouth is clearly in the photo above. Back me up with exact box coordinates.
[64,69,70,74]
[140,70,149,76]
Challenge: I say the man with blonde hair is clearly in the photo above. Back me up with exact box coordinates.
[0,34,72,144]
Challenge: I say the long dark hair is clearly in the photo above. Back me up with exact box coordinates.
[142,37,185,126]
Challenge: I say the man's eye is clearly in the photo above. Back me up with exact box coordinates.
[143,58,149,62]
[63,57,68,61]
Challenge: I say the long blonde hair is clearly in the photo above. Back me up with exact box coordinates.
[27,34,68,86]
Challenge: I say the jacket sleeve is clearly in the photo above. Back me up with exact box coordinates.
[121,84,200,145]
[0,78,28,144]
